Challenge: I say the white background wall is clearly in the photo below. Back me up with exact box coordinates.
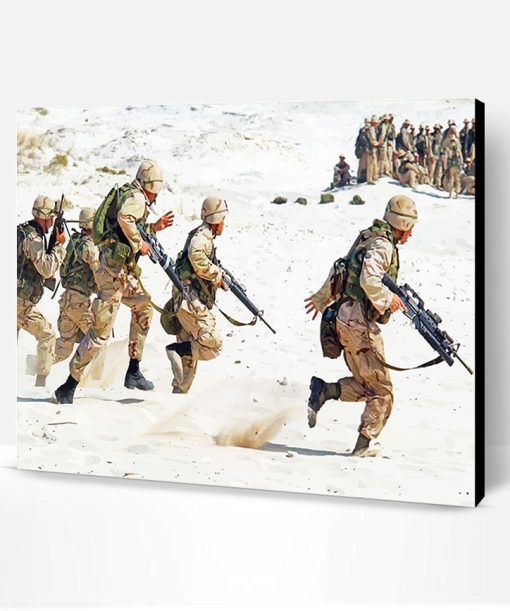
[3,0,509,607]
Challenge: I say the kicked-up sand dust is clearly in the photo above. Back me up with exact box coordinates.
[215,408,290,449]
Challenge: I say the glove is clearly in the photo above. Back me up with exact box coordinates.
[139,241,152,257]
[153,211,174,232]
[215,274,228,291]
[55,226,66,245]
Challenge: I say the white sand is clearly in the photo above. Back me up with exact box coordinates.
[16,100,476,506]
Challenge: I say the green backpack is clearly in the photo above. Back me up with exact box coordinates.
[92,186,120,246]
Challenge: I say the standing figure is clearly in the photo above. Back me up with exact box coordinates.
[459,119,471,160]
[165,197,228,394]
[428,124,443,189]
[377,115,391,176]
[17,195,67,386]
[385,114,396,172]
[54,207,99,363]
[355,120,370,184]
[304,196,419,456]
[395,119,413,154]
[444,136,464,198]
[53,160,175,404]
[365,115,381,184]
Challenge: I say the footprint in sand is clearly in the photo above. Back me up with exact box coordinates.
[125,444,151,455]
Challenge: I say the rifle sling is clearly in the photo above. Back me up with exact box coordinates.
[365,319,444,371]
[196,276,257,328]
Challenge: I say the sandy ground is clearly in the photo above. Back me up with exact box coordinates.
[17,100,476,506]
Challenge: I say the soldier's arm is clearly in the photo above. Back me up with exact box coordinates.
[24,234,65,278]
[188,230,222,285]
[360,238,393,314]
[308,267,335,313]
[81,239,100,273]
[117,192,149,254]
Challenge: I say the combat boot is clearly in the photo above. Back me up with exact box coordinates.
[35,374,47,387]
[352,433,371,457]
[124,358,154,391]
[307,376,341,428]
[53,374,79,404]
[165,342,192,386]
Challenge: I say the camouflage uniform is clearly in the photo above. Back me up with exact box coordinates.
[365,122,380,184]
[68,182,154,382]
[54,229,99,363]
[428,128,443,189]
[377,119,390,176]
[398,154,426,189]
[17,221,66,377]
[385,120,396,172]
[309,219,398,440]
[171,223,223,393]
[444,139,464,198]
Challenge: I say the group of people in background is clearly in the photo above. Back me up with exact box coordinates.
[329,116,476,199]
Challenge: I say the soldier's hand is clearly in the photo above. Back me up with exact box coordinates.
[304,297,319,320]
[153,211,175,232]
[55,226,66,245]
[139,241,153,257]
[215,274,228,291]
[390,294,407,313]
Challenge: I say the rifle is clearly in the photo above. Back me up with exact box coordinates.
[219,264,276,334]
[136,223,185,294]
[46,194,65,254]
[382,274,473,375]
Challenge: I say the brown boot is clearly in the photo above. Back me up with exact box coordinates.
[352,434,370,457]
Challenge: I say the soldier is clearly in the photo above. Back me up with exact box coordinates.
[355,120,370,184]
[377,115,391,176]
[165,197,227,394]
[398,152,426,189]
[304,195,418,456]
[428,124,444,189]
[459,119,470,160]
[408,125,417,153]
[385,114,396,172]
[331,154,351,188]
[53,207,99,364]
[392,149,406,180]
[460,158,476,195]
[17,195,67,386]
[443,135,464,198]
[465,118,476,165]
[395,119,413,154]
[415,124,427,166]
[365,115,380,185]
[442,120,458,145]
[53,160,175,404]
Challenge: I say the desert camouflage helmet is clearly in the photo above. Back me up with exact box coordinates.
[79,206,96,229]
[384,195,419,232]
[405,152,415,161]
[32,195,55,219]
[201,196,228,224]
[135,160,164,195]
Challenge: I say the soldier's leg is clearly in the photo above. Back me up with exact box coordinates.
[168,306,222,393]
[69,264,123,382]
[17,299,56,384]
[335,320,393,448]
[54,291,90,364]
[121,276,154,390]
[408,170,417,189]
[172,323,197,394]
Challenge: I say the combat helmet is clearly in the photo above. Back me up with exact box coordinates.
[79,206,96,229]
[201,196,228,224]
[135,160,164,195]
[32,195,55,219]
[384,195,419,231]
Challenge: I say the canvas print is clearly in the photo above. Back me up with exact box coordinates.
[16,99,483,506]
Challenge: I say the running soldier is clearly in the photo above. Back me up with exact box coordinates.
[304,195,419,456]
[53,207,99,363]
[165,197,228,394]
[17,195,67,386]
[53,160,174,404]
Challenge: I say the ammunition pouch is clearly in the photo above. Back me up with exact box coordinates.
[160,297,182,335]
[320,302,343,359]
